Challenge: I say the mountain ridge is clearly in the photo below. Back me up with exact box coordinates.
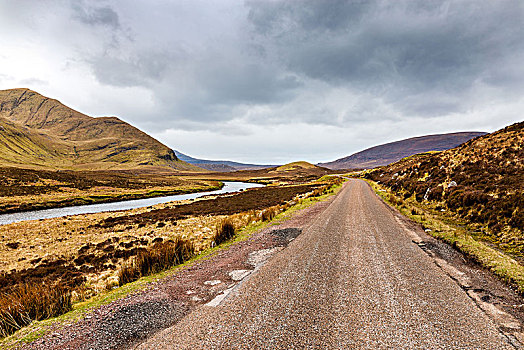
[319,131,487,170]
[173,149,274,172]
[0,88,201,171]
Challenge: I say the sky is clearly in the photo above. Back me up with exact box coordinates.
[1,0,523,164]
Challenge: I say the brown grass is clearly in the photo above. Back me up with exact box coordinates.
[213,219,236,245]
[261,207,278,221]
[0,283,72,338]
[99,184,320,228]
[118,238,195,286]
[0,166,221,214]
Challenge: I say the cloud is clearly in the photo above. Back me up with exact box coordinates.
[246,0,524,118]
[19,78,49,86]
[72,2,120,29]
[0,0,523,163]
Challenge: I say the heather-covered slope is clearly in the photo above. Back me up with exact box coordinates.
[320,132,486,170]
[365,122,523,243]
[0,88,200,171]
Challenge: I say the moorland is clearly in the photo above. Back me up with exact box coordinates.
[1,87,522,342]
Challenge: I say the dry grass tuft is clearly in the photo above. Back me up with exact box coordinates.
[213,219,236,246]
[261,207,278,221]
[0,283,72,338]
[118,238,195,286]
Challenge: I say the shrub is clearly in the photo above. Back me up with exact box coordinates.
[213,219,236,246]
[0,283,72,338]
[388,194,404,206]
[426,185,443,201]
[118,238,195,286]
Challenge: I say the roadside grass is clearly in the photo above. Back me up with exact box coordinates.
[117,238,196,286]
[366,179,524,294]
[0,284,72,338]
[212,218,236,245]
[0,178,345,347]
[261,207,278,221]
[269,179,345,226]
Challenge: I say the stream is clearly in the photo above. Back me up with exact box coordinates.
[0,181,264,225]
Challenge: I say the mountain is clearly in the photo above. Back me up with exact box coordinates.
[365,121,523,235]
[270,161,321,173]
[0,88,200,171]
[261,161,332,179]
[319,132,487,170]
[173,150,273,172]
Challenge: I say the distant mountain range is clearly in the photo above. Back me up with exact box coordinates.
[0,88,200,171]
[173,150,273,172]
[319,132,487,170]
[0,88,489,174]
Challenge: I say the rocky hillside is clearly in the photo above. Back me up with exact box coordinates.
[365,122,523,239]
[0,89,199,171]
[320,132,486,170]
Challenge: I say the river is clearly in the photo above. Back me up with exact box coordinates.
[0,181,264,225]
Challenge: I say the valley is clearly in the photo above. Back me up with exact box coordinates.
[3,3,524,348]
[0,88,522,348]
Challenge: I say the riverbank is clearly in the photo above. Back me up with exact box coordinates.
[0,167,222,214]
[0,182,265,226]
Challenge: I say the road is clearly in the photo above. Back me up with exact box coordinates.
[136,179,513,349]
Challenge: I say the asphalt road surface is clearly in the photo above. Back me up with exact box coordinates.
[136,179,513,349]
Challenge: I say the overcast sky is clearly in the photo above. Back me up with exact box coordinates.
[1,0,523,164]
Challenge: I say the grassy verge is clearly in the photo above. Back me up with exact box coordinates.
[0,178,345,347]
[366,179,524,294]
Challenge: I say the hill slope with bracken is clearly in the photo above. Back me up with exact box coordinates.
[320,132,486,170]
[365,121,523,246]
[0,88,200,171]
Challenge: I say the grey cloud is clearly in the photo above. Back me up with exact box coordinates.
[246,0,524,117]
[12,0,519,140]
[73,2,120,29]
[90,50,173,87]
[196,63,303,105]
[247,0,369,35]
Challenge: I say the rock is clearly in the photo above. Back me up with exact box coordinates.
[204,280,221,286]
[423,188,431,201]
[228,270,251,281]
